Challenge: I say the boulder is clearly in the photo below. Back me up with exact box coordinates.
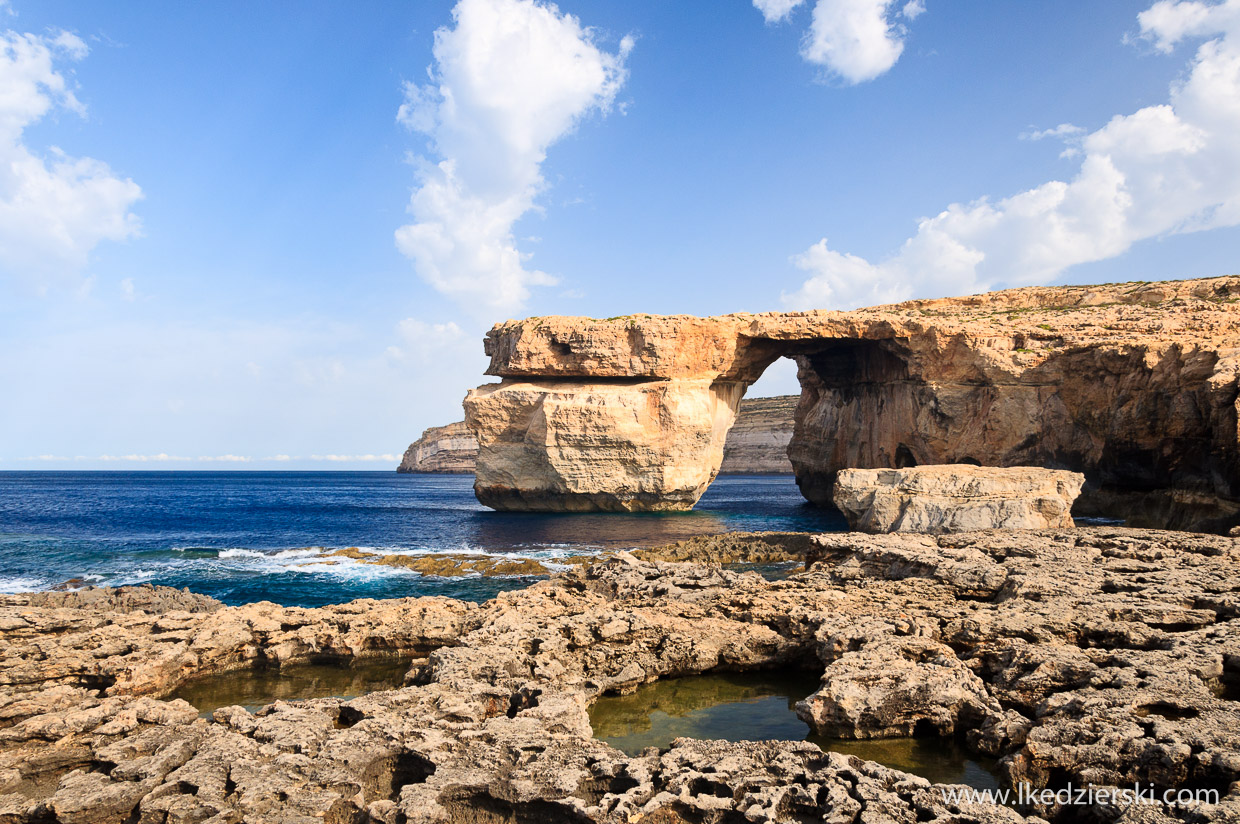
[831,465,1085,534]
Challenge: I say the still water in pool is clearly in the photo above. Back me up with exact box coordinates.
[169,656,411,717]
[587,671,1002,790]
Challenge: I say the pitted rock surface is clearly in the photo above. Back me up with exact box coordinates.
[0,527,1236,822]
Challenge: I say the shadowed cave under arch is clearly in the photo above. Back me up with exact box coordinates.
[463,281,1240,533]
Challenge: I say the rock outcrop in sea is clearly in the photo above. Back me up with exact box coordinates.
[464,277,1240,531]
[398,396,798,475]
[717,395,796,474]
[1,528,1236,822]
[397,422,478,474]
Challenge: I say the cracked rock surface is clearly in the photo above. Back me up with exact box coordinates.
[0,527,1237,823]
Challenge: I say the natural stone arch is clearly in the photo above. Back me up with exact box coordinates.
[463,278,1240,532]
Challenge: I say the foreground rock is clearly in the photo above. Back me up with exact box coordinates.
[1,527,1238,822]
[833,465,1085,533]
[468,276,1240,531]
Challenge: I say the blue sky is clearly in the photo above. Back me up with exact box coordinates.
[2,0,1239,469]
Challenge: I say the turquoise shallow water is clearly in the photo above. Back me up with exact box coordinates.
[0,472,845,606]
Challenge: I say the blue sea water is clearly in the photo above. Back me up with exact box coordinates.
[0,472,844,607]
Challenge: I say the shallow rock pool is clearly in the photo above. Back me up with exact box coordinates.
[588,671,1002,790]
[169,656,412,716]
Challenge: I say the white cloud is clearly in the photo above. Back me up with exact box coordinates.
[901,0,926,21]
[1137,0,1240,51]
[119,277,135,300]
[784,0,1240,309]
[309,454,399,462]
[0,28,142,291]
[754,0,808,24]
[756,0,921,83]
[1021,122,1085,141]
[802,0,915,84]
[198,454,251,463]
[395,0,631,319]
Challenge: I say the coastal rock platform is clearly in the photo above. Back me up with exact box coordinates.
[0,527,1237,823]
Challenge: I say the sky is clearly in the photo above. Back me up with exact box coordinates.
[2,0,1239,469]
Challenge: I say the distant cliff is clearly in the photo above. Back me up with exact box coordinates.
[399,396,796,475]
[718,396,796,474]
[397,421,479,474]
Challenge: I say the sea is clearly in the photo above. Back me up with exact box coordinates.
[0,472,845,607]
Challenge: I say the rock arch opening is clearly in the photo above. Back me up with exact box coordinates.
[465,280,1240,531]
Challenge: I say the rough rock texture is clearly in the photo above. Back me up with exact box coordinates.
[467,277,1240,531]
[399,395,797,476]
[397,422,478,474]
[0,584,223,615]
[833,465,1085,534]
[1,527,1238,822]
[465,378,742,511]
[718,395,796,474]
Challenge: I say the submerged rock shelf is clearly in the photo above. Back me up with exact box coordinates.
[0,527,1236,822]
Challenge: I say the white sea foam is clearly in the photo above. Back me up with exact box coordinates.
[0,577,44,594]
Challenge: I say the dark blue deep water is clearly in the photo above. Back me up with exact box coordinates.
[0,472,844,607]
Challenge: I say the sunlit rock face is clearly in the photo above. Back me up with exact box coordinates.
[832,466,1085,534]
[464,378,742,512]
[467,278,1240,530]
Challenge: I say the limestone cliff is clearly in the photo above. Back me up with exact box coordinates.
[718,395,796,473]
[397,421,478,473]
[465,277,1240,531]
[400,396,796,476]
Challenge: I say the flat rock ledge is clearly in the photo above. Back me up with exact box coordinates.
[833,465,1086,534]
[0,527,1238,823]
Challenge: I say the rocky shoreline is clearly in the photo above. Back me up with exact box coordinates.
[1,527,1237,823]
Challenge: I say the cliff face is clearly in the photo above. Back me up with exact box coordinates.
[400,396,797,476]
[397,421,478,473]
[718,396,796,474]
[464,277,1240,530]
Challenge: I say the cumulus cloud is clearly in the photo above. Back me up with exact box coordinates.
[755,0,921,83]
[783,0,1240,310]
[803,0,915,83]
[901,0,926,20]
[395,0,631,319]
[754,0,808,24]
[0,27,142,291]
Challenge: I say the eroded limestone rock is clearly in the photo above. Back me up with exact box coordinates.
[465,378,742,511]
[470,277,1240,530]
[832,465,1085,533]
[1,528,1238,822]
